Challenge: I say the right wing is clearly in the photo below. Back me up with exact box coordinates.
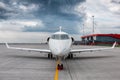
[70,42,116,53]
[5,43,51,53]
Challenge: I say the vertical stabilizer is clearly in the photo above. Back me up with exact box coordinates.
[59,26,62,32]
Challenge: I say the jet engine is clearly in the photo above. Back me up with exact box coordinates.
[47,37,50,43]
[71,37,74,43]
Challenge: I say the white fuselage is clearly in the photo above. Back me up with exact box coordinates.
[48,31,72,56]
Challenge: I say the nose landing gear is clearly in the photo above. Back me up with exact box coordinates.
[56,56,63,70]
[57,64,63,70]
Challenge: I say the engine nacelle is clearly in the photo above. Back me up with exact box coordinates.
[47,37,50,43]
[71,37,74,43]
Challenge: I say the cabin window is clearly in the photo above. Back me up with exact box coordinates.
[51,34,69,40]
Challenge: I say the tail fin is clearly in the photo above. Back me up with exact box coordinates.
[59,26,62,32]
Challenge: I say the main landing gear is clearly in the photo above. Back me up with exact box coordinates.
[67,53,73,59]
[48,53,53,59]
[57,64,63,70]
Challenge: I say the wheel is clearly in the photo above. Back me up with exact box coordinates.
[61,64,63,70]
[57,64,60,70]
[57,64,63,70]
[48,54,53,59]
[67,54,70,59]
[50,54,53,59]
[60,64,63,70]
[70,54,73,59]
[48,54,50,58]
[67,54,73,59]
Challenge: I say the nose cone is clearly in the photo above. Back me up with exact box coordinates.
[54,43,69,56]
[56,48,65,54]
[52,43,67,56]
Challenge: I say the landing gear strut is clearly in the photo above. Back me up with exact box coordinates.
[56,56,63,70]
[48,54,53,59]
[57,64,63,70]
[67,53,73,59]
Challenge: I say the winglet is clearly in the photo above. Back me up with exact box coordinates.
[112,42,116,48]
[5,42,10,48]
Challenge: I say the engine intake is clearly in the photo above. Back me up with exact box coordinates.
[71,37,74,42]
[47,37,50,42]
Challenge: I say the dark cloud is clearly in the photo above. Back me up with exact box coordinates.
[0,8,8,19]
[23,18,79,34]
[33,0,85,19]
[32,0,85,34]
[0,0,86,34]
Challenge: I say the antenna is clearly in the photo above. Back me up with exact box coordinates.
[92,15,95,44]
[92,15,95,34]
[59,26,62,32]
[83,24,85,36]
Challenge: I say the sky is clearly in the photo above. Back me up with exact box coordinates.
[0,0,120,43]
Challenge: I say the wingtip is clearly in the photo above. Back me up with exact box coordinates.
[5,42,9,48]
[112,41,116,48]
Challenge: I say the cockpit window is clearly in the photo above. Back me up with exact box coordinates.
[51,34,69,40]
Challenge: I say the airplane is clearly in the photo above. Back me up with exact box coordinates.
[5,27,116,70]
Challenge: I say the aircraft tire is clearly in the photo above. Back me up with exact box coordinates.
[70,54,73,59]
[48,54,53,59]
[67,54,73,59]
[57,64,63,70]
[48,54,50,59]
[67,54,70,59]
[50,54,53,59]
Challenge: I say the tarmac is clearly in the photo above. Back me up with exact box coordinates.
[0,44,120,80]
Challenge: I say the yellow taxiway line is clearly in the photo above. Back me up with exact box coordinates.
[54,61,59,80]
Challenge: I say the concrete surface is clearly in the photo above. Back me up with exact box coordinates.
[0,44,120,80]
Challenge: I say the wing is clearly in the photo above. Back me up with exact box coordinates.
[70,42,116,53]
[5,43,51,53]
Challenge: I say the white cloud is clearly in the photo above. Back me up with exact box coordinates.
[0,31,51,43]
[0,1,40,19]
[0,1,6,9]
[0,1,12,11]
[19,3,39,12]
[78,0,120,34]
[0,19,44,31]
[74,2,86,17]
[12,20,44,27]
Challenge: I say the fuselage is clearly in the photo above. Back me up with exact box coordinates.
[48,31,73,57]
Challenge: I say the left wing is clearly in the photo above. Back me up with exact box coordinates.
[70,42,116,53]
[5,43,51,53]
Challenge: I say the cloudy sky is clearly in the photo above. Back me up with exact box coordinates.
[0,0,120,43]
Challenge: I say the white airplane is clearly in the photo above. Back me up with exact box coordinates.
[5,27,116,70]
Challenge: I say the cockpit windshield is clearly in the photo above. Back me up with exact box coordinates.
[51,34,69,40]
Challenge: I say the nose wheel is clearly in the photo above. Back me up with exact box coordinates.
[57,64,63,70]
[56,56,63,70]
